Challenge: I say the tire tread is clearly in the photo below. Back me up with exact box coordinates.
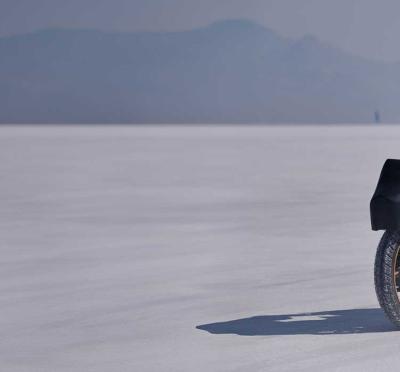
[374,231,400,327]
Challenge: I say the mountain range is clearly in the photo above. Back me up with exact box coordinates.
[1,19,399,124]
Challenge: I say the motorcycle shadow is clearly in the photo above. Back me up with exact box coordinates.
[197,308,396,335]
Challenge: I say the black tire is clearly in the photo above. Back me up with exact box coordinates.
[374,230,400,327]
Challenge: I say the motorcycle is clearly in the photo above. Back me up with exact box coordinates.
[371,159,400,326]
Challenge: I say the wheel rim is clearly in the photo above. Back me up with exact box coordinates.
[394,245,400,299]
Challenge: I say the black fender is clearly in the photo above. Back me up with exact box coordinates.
[371,159,400,231]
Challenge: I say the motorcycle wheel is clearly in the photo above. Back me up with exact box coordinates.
[375,230,400,327]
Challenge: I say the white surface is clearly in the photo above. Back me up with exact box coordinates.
[0,125,399,371]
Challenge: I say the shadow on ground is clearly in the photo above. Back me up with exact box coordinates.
[197,308,397,335]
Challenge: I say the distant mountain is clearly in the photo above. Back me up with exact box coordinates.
[1,19,400,123]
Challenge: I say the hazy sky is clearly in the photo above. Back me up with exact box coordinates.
[2,0,400,61]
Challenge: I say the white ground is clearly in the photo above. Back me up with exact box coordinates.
[0,125,399,371]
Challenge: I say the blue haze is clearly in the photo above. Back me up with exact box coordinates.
[0,20,399,123]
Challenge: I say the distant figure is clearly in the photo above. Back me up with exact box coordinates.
[374,110,381,124]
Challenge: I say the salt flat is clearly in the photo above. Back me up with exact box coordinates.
[0,125,399,371]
